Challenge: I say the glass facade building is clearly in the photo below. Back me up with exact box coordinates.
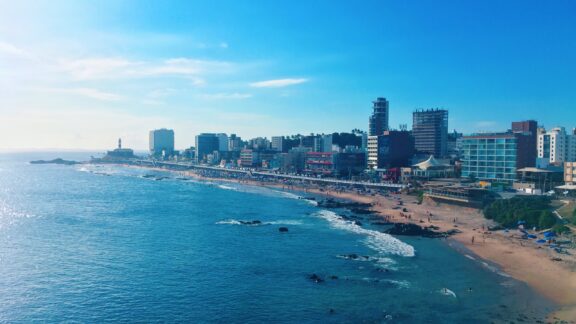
[460,134,518,181]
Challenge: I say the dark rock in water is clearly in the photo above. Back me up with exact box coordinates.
[354,221,363,226]
[300,197,316,201]
[384,223,448,238]
[279,227,289,232]
[309,274,324,283]
[330,275,339,280]
[30,158,79,165]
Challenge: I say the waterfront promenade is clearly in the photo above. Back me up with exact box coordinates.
[127,159,406,190]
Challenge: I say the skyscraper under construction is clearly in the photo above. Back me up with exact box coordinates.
[368,97,389,136]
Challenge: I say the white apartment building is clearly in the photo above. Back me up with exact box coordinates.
[538,127,576,164]
[367,136,379,169]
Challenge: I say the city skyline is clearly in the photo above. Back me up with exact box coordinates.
[1,0,576,150]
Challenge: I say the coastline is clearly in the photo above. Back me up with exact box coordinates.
[117,163,576,322]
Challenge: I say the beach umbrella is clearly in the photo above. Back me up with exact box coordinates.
[536,239,547,244]
[543,232,556,238]
[517,221,526,225]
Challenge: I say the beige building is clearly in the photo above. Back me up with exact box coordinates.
[565,162,576,185]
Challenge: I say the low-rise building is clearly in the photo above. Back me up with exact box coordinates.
[565,162,576,185]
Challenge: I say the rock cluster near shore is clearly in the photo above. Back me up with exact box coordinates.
[384,223,460,238]
[29,158,79,165]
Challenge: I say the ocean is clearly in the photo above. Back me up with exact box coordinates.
[0,152,554,323]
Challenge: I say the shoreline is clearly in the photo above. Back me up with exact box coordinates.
[113,163,576,322]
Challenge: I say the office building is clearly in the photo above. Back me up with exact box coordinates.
[314,134,333,152]
[195,133,220,163]
[249,137,270,151]
[305,151,366,177]
[300,135,317,150]
[460,128,534,181]
[217,133,229,152]
[271,136,284,152]
[412,109,448,158]
[538,127,576,165]
[368,97,389,136]
[228,134,243,151]
[512,120,538,168]
[149,128,175,157]
[367,131,414,169]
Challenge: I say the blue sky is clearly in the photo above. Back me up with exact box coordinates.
[0,0,575,150]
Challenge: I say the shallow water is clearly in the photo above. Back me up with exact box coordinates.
[0,153,555,323]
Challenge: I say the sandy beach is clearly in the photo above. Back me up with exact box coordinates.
[127,164,576,322]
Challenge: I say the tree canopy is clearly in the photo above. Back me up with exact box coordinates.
[483,196,557,230]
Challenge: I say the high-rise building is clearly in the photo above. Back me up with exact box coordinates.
[367,131,414,169]
[538,127,576,164]
[412,109,448,158]
[195,133,220,163]
[314,134,333,152]
[228,134,243,151]
[368,97,389,136]
[512,120,538,167]
[271,136,284,152]
[216,133,229,152]
[149,128,175,157]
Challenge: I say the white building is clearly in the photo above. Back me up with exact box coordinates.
[367,136,379,169]
[538,127,576,164]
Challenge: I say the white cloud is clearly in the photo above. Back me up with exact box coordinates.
[57,57,234,80]
[250,78,308,88]
[219,42,229,49]
[59,58,139,80]
[0,41,33,59]
[198,92,253,100]
[44,87,123,101]
[147,88,177,99]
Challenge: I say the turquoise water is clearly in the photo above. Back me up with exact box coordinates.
[0,153,553,323]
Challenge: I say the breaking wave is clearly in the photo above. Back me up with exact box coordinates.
[316,210,415,257]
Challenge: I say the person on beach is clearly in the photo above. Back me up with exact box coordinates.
[471,236,475,244]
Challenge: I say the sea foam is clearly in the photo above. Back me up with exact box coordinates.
[316,210,415,257]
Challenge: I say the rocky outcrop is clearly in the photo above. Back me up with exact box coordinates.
[309,274,324,283]
[317,199,372,209]
[30,158,79,165]
[384,223,456,238]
